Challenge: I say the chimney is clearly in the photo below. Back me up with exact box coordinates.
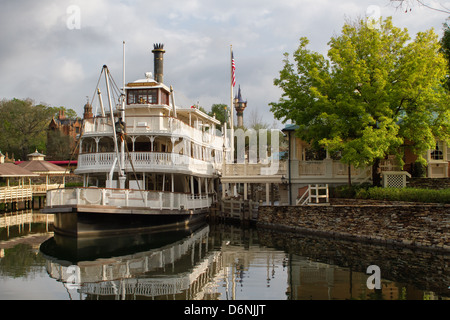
[58,109,65,120]
[152,43,165,83]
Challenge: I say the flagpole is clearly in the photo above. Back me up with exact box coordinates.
[230,45,236,197]
[230,45,234,163]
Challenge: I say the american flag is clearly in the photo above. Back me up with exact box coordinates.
[231,51,236,87]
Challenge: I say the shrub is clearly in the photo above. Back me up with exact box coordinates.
[331,183,372,198]
[412,162,427,178]
[355,187,450,204]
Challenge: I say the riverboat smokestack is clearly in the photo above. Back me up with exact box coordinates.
[152,43,165,83]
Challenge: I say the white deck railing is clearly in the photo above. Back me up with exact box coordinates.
[77,151,220,175]
[46,188,213,211]
[222,162,287,176]
[83,116,223,149]
[222,160,371,183]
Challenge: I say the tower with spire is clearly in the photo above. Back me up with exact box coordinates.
[234,85,247,128]
[83,96,93,119]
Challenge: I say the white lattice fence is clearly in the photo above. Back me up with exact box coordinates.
[382,171,411,188]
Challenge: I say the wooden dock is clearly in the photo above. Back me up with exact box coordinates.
[0,184,59,211]
[0,186,32,203]
[209,198,260,222]
[0,186,33,211]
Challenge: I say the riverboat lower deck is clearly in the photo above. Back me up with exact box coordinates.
[43,187,213,237]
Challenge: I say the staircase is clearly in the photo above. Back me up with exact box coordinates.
[296,184,329,205]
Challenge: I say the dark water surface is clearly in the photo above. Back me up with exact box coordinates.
[0,211,449,300]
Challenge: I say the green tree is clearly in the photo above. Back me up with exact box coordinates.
[270,17,450,185]
[0,98,55,160]
[440,22,450,91]
[50,106,79,120]
[208,104,228,125]
[46,129,73,160]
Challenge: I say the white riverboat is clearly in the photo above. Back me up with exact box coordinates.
[43,44,226,237]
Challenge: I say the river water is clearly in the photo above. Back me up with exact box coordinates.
[0,210,449,300]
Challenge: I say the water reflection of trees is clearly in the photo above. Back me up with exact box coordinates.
[0,243,46,278]
[0,211,53,278]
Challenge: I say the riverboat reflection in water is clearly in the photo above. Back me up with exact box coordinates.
[36,221,449,300]
[0,210,448,300]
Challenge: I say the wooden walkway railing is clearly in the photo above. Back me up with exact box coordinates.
[0,184,60,209]
[0,186,33,204]
[30,184,61,195]
[217,199,259,221]
[296,184,329,205]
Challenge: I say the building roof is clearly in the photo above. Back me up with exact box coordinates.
[0,163,39,178]
[49,117,82,127]
[16,160,67,174]
[28,150,45,157]
[27,149,46,161]
[281,124,299,132]
[235,85,247,103]
[125,72,170,91]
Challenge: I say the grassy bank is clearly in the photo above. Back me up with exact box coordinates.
[332,185,450,204]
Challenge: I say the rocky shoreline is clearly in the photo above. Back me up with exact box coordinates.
[257,199,450,253]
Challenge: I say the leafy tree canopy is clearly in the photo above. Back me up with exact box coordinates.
[270,17,450,172]
[51,106,79,120]
[0,98,67,160]
[208,103,228,125]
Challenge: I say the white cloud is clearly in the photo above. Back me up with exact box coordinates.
[0,0,447,126]
[54,58,85,83]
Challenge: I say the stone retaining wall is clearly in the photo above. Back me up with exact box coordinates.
[257,202,450,252]
[408,178,450,189]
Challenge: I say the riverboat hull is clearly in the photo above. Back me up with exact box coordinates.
[44,205,208,237]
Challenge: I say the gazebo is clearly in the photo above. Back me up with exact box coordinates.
[16,150,67,189]
[0,153,39,208]
[0,163,39,186]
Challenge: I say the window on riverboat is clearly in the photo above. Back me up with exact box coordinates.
[161,91,169,106]
[127,89,158,104]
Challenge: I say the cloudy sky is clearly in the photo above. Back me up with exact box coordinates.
[1,0,449,128]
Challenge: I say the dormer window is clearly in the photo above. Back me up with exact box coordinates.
[127,89,157,104]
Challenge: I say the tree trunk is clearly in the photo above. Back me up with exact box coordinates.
[348,164,352,186]
[372,159,381,187]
